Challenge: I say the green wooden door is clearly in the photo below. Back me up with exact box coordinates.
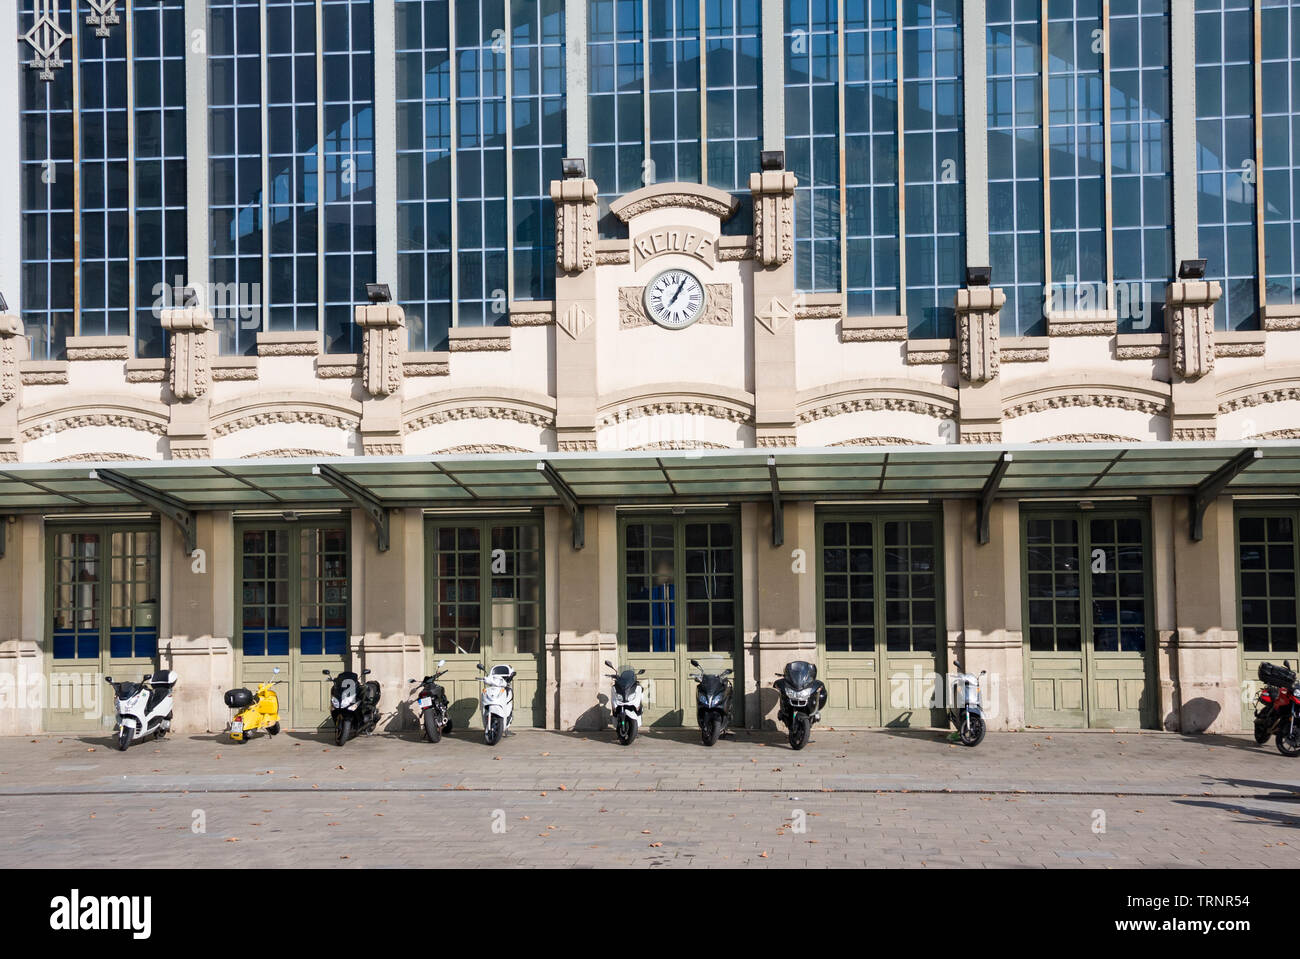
[236,522,349,731]
[46,525,160,733]
[1023,511,1153,728]
[619,515,740,727]
[1236,508,1300,728]
[818,513,944,727]
[425,517,545,728]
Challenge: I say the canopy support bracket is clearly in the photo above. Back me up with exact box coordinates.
[93,468,197,554]
[1190,448,1261,541]
[767,455,784,547]
[538,461,584,550]
[976,452,1013,546]
[314,464,390,552]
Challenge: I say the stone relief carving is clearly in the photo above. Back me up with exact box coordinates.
[750,169,796,267]
[1215,341,1265,358]
[240,448,340,459]
[955,287,1005,383]
[404,407,553,433]
[434,444,532,454]
[1115,343,1167,360]
[619,284,732,329]
[959,430,1001,445]
[557,304,594,340]
[827,436,922,447]
[212,411,359,437]
[754,297,792,335]
[1034,433,1143,444]
[0,314,23,405]
[1002,393,1167,420]
[21,369,69,386]
[1171,427,1218,442]
[596,401,751,427]
[1166,280,1220,379]
[551,177,598,273]
[613,192,736,223]
[1001,347,1050,363]
[629,440,729,451]
[22,413,168,442]
[1219,388,1300,413]
[52,451,148,462]
[796,397,955,424]
[161,307,214,400]
[557,438,598,451]
[354,302,406,397]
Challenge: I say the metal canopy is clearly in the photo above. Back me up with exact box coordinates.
[0,443,1296,539]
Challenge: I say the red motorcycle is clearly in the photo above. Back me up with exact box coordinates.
[1253,661,1300,757]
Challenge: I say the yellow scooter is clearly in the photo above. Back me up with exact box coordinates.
[224,667,284,742]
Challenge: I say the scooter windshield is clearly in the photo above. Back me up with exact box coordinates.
[614,669,639,696]
[784,661,816,688]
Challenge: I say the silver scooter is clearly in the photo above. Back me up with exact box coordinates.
[947,660,986,747]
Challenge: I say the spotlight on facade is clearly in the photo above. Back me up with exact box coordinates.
[366,283,392,304]
[562,157,586,179]
[965,266,992,287]
[760,150,784,171]
[179,286,198,308]
[1178,259,1207,280]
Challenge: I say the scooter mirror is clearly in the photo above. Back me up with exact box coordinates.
[273,666,281,675]
[363,668,371,675]
[437,659,446,667]
[409,678,416,683]
[322,670,331,676]
[690,659,700,667]
[104,676,113,683]
[637,669,646,675]
[723,669,733,676]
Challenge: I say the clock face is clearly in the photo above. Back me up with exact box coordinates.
[643,269,706,329]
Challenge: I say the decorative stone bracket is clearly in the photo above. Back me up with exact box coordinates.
[0,314,24,406]
[550,177,598,274]
[955,287,1006,383]
[354,303,406,398]
[1167,279,1221,380]
[750,169,796,268]
[159,306,214,401]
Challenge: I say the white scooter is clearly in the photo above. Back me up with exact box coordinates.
[477,662,516,746]
[605,660,646,745]
[105,671,177,751]
[947,660,987,747]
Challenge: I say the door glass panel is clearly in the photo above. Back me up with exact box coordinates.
[489,524,542,655]
[625,522,676,652]
[882,520,937,652]
[430,525,482,655]
[241,529,290,656]
[52,533,101,660]
[300,528,349,656]
[1239,514,1299,653]
[822,520,874,652]
[108,530,159,658]
[683,522,735,653]
[1025,517,1081,652]
[1089,517,1146,653]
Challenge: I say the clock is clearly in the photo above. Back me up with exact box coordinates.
[643,269,707,330]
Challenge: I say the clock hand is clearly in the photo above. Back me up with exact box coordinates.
[665,278,688,309]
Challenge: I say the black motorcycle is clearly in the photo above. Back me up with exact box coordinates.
[410,658,453,743]
[690,658,733,747]
[323,668,381,746]
[1253,660,1300,756]
[774,660,827,750]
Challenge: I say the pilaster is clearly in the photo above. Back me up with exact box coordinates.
[0,313,26,461]
[750,167,798,446]
[550,175,600,450]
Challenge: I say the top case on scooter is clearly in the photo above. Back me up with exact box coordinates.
[362,680,382,706]
[224,688,254,709]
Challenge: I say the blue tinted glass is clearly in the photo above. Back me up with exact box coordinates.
[1260,2,1300,311]
[1196,1,1259,329]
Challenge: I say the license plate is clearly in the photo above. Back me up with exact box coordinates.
[231,721,243,734]
[417,697,433,710]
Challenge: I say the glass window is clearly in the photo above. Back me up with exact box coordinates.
[1110,0,1171,334]
[1260,0,1300,310]
[1195,0,1259,330]
[51,528,159,661]
[1238,512,1299,655]
[987,0,1045,335]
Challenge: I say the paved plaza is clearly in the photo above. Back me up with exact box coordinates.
[1,726,1297,867]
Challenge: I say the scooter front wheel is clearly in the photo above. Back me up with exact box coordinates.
[267,722,281,736]
[336,716,352,747]
[485,713,504,746]
[959,713,986,747]
[788,712,810,750]
[701,714,721,747]
[116,725,132,751]
[423,710,442,743]
[616,714,636,746]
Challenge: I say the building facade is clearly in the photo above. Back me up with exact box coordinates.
[1,0,1299,738]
